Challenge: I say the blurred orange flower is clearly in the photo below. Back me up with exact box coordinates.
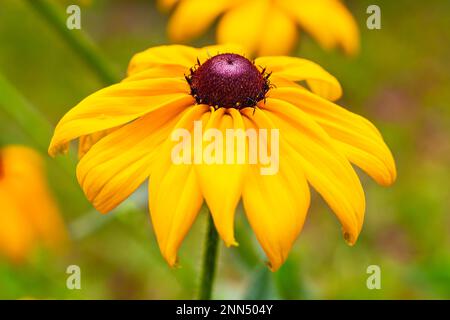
[159,0,359,56]
[0,145,68,263]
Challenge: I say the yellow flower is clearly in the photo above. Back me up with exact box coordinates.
[160,0,359,56]
[0,145,68,263]
[49,45,395,271]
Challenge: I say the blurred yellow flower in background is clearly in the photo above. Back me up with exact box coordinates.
[49,44,394,271]
[0,146,68,263]
[159,0,359,56]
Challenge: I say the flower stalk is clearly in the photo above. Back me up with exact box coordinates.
[0,73,52,152]
[25,0,120,85]
[198,213,219,300]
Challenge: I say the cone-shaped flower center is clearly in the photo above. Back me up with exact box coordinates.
[187,53,270,109]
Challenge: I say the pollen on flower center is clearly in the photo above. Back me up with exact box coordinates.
[186,53,271,109]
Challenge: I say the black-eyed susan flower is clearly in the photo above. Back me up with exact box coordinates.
[49,44,395,271]
[0,145,68,263]
[159,0,359,56]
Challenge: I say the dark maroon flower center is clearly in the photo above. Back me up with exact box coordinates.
[186,53,270,109]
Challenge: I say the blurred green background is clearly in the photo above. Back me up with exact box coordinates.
[0,0,449,299]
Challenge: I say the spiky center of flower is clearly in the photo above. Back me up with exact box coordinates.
[186,53,271,109]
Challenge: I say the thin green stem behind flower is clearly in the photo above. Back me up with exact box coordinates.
[25,0,120,85]
[198,213,220,300]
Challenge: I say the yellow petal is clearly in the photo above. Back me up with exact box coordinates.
[240,112,310,271]
[76,104,188,214]
[124,64,188,82]
[49,78,193,156]
[257,6,298,56]
[254,100,365,244]
[168,0,232,42]
[280,0,359,55]
[127,45,200,75]
[257,56,342,101]
[195,108,246,247]
[217,0,269,55]
[78,128,116,159]
[149,105,210,266]
[270,86,396,186]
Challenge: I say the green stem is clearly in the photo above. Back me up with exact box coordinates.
[25,0,120,85]
[0,73,52,152]
[198,213,219,300]
[0,73,73,173]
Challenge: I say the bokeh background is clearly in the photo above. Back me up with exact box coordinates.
[0,0,449,299]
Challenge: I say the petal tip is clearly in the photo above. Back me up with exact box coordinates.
[386,168,398,187]
[343,230,358,246]
[266,260,281,272]
[164,253,179,268]
[225,239,239,248]
[48,142,69,158]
